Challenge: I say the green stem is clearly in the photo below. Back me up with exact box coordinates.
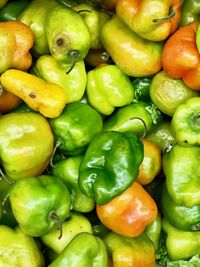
[0,167,15,185]
[130,117,147,139]
[50,211,63,240]
[152,7,175,23]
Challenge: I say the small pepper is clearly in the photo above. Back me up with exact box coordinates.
[0,84,21,114]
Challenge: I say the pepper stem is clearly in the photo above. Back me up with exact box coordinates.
[0,167,15,185]
[77,9,92,14]
[50,212,63,240]
[66,50,79,74]
[49,141,61,168]
[152,7,175,23]
[129,117,147,139]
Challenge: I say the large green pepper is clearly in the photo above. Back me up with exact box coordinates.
[50,102,103,155]
[161,182,200,231]
[48,232,108,267]
[163,144,200,207]
[33,55,87,103]
[0,112,54,180]
[162,218,200,261]
[180,0,200,26]
[51,156,95,212]
[170,97,200,145]
[86,64,135,115]
[0,225,45,267]
[9,175,71,237]
[78,131,144,204]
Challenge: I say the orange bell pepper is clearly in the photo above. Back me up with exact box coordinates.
[96,181,158,237]
[162,21,200,90]
[0,20,34,74]
[0,86,21,114]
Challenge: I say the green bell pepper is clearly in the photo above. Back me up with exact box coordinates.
[170,97,200,145]
[33,55,87,103]
[163,144,200,207]
[103,101,163,136]
[9,175,71,237]
[180,0,200,26]
[48,232,108,267]
[51,156,95,212]
[86,64,135,115]
[132,77,152,103]
[50,102,103,155]
[162,217,200,261]
[0,112,54,181]
[0,225,45,267]
[78,131,144,204]
[41,212,93,254]
[161,182,200,231]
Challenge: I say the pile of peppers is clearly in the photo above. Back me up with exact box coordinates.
[0,0,200,266]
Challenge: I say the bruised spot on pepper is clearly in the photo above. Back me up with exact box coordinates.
[29,92,36,98]
[56,38,65,47]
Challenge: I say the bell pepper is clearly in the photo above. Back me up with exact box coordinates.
[197,23,200,54]
[162,218,200,261]
[100,15,163,77]
[149,70,199,116]
[0,0,30,22]
[41,212,93,254]
[10,175,71,237]
[161,182,200,231]
[46,4,91,65]
[50,102,103,155]
[85,49,112,67]
[51,156,95,212]
[0,20,34,74]
[116,0,183,42]
[48,232,108,267]
[179,0,200,26]
[0,84,21,113]
[0,69,68,118]
[0,225,45,267]
[162,21,200,90]
[96,181,158,237]
[79,131,144,205]
[0,112,54,180]
[103,231,156,267]
[170,97,200,145]
[132,77,152,103]
[86,64,135,115]
[163,144,200,208]
[18,0,59,56]
[33,55,87,103]
[103,101,163,136]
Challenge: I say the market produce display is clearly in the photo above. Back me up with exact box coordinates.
[0,0,200,266]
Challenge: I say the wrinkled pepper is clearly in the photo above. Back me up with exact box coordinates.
[162,21,200,90]
[96,181,158,237]
[33,55,87,103]
[48,232,108,267]
[116,0,183,41]
[50,102,103,155]
[163,144,200,207]
[179,0,200,26]
[0,225,45,267]
[79,131,144,205]
[1,69,68,118]
[100,15,163,77]
[0,20,34,74]
[51,156,95,212]
[10,175,71,237]
[0,112,54,180]
[86,64,135,115]
[170,97,200,145]
[103,231,156,267]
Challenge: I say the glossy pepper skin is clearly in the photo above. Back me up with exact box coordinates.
[0,20,34,74]
[101,15,163,77]
[79,131,144,205]
[179,0,200,26]
[10,175,71,237]
[86,64,135,115]
[116,0,183,41]
[162,21,200,90]
[162,218,200,261]
[0,225,45,267]
[170,97,200,145]
[163,144,200,208]
[48,232,108,267]
[161,182,200,231]
[33,55,87,103]
[132,77,152,103]
[51,156,95,212]
[50,102,103,155]
[1,69,68,118]
[0,112,54,180]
